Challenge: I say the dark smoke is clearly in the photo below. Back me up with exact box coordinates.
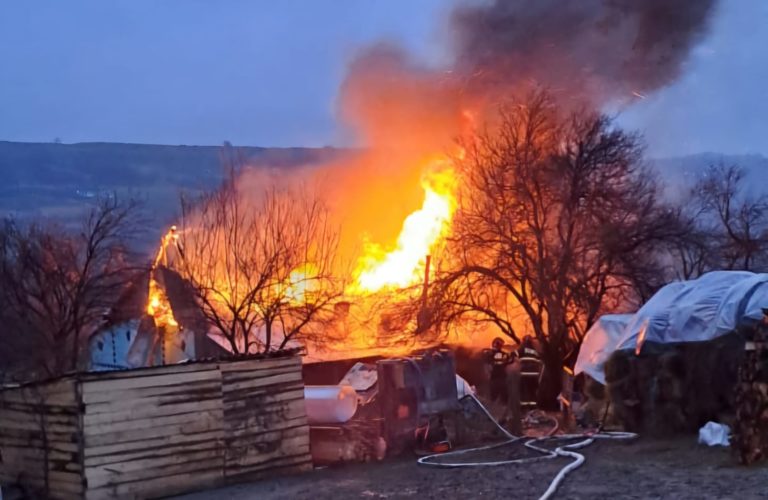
[451,0,718,105]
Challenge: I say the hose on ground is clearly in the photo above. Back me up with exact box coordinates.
[416,394,636,500]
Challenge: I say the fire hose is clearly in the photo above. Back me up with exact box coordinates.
[416,394,637,500]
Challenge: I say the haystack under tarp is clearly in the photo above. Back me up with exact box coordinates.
[576,271,768,383]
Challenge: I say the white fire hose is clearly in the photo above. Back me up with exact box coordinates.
[416,394,637,500]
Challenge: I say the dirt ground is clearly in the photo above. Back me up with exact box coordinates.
[173,436,768,500]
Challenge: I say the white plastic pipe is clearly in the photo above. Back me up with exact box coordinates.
[304,385,359,424]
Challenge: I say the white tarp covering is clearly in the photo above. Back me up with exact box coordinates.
[574,314,633,384]
[576,271,768,383]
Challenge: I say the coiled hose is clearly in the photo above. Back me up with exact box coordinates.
[416,394,636,500]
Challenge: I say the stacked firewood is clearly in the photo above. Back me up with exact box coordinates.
[733,321,768,465]
[603,333,745,435]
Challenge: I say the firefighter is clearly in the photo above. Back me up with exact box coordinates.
[483,337,523,434]
[488,337,512,404]
[516,336,543,409]
[733,310,768,465]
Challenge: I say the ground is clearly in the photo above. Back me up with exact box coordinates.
[173,437,768,500]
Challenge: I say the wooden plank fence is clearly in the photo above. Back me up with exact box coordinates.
[0,352,310,499]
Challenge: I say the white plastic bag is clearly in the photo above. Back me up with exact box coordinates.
[698,421,731,446]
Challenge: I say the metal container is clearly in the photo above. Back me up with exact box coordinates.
[376,349,459,454]
[304,385,359,424]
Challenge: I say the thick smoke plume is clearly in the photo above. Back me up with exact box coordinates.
[451,0,719,105]
[329,0,718,266]
[340,0,719,136]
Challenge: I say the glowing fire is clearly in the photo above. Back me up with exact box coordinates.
[284,264,319,303]
[351,159,456,293]
[146,226,179,328]
[147,277,178,327]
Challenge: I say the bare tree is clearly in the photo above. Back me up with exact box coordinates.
[0,197,142,379]
[685,163,768,272]
[422,91,681,407]
[173,164,343,354]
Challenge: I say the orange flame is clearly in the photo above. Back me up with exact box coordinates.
[349,158,456,294]
[146,226,179,328]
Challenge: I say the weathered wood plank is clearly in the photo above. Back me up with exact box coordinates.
[222,384,305,407]
[83,385,221,414]
[222,386,305,408]
[0,392,78,407]
[79,362,219,382]
[220,365,301,384]
[0,378,77,406]
[227,441,310,469]
[83,398,222,426]
[221,371,303,393]
[84,408,223,437]
[83,417,223,447]
[218,356,299,374]
[224,405,307,434]
[84,429,223,458]
[0,400,81,416]
[225,423,309,450]
[84,437,222,467]
[225,451,312,478]
[0,428,81,447]
[0,444,81,469]
[82,368,219,394]
[223,393,305,418]
[0,407,79,424]
[0,434,80,453]
[81,378,222,405]
[15,477,84,497]
[83,466,221,499]
[85,448,224,488]
[0,421,78,436]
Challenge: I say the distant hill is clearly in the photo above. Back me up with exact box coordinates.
[652,153,768,198]
[0,141,347,249]
[0,140,765,252]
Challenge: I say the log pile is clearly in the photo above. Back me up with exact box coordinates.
[603,332,745,435]
[0,352,310,499]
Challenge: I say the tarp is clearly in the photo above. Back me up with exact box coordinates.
[574,314,633,384]
[576,271,768,383]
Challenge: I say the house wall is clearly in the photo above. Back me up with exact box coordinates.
[0,352,310,499]
[89,320,140,371]
[89,320,198,371]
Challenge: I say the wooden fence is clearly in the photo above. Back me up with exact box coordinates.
[0,352,311,499]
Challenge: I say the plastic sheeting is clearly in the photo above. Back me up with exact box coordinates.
[576,271,768,383]
[574,314,633,384]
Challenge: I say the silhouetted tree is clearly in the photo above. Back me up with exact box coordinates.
[422,91,682,407]
[173,161,343,354]
[0,197,141,379]
[683,164,768,273]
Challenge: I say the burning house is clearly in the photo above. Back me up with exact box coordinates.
[88,266,227,371]
[89,228,227,371]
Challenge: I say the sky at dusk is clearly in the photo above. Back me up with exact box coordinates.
[1,0,766,157]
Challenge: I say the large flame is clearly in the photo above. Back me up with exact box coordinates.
[350,159,456,294]
[146,226,179,328]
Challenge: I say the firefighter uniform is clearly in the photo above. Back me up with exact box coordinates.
[489,340,511,403]
[517,338,543,409]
